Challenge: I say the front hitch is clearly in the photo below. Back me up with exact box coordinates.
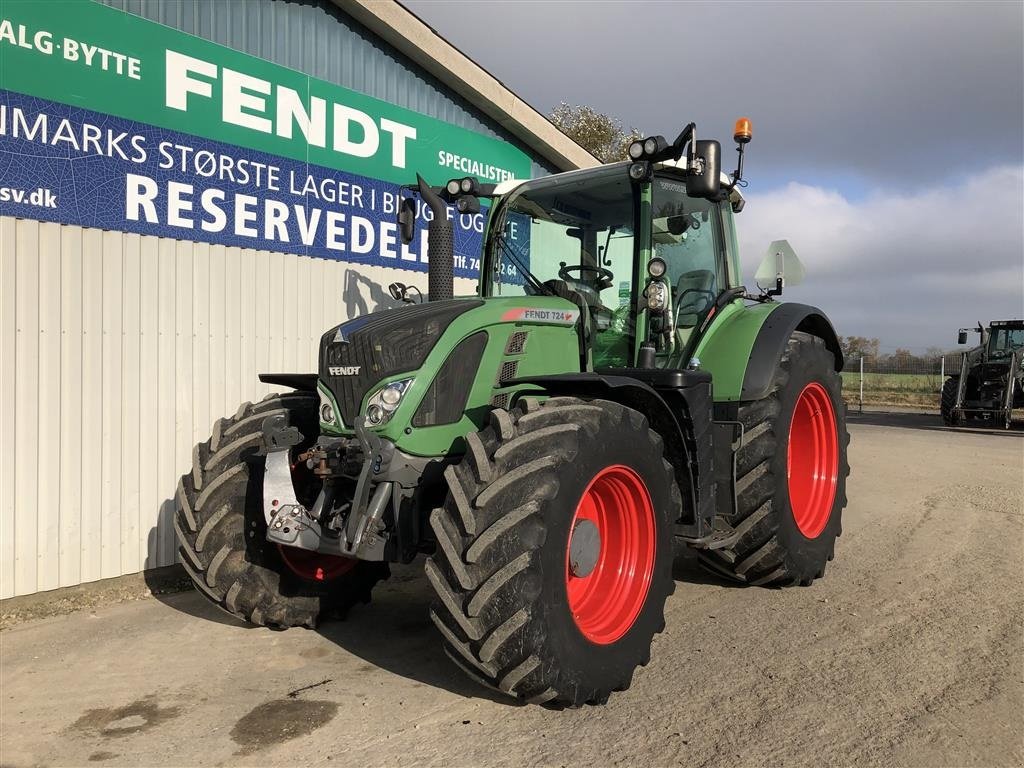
[260,414,389,561]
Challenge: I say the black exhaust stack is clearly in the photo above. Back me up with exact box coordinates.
[417,174,454,302]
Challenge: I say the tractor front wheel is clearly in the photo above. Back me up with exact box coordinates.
[173,392,388,628]
[426,397,678,707]
[698,332,850,586]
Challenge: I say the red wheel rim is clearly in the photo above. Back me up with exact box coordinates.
[565,465,656,645]
[787,382,839,538]
[278,545,357,582]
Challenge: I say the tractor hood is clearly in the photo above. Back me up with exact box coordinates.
[319,298,483,427]
[317,295,585,454]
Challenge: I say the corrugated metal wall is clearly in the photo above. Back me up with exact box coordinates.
[1,0,556,598]
[0,217,476,598]
[97,0,556,180]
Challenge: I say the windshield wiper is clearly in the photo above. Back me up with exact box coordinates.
[495,231,554,297]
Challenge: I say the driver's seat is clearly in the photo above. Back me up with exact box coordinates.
[675,269,716,328]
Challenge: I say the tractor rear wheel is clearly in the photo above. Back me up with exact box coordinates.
[426,397,678,707]
[173,392,388,628]
[698,332,849,586]
[941,376,961,426]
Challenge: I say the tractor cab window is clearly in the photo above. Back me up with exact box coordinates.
[989,327,1024,358]
[651,175,726,351]
[489,167,638,365]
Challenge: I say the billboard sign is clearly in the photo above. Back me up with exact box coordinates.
[0,1,533,276]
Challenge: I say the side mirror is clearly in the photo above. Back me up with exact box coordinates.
[398,196,417,245]
[686,139,721,199]
[957,330,968,345]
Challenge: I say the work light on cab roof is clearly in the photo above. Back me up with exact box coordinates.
[627,116,753,197]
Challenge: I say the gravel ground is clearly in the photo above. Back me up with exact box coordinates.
[2,411,1022,768]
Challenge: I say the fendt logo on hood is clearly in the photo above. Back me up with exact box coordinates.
[328,366,361,376]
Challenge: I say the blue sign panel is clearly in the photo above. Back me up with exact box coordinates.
[0,90,490,279]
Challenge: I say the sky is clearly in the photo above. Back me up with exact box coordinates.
[405,0,1024,352]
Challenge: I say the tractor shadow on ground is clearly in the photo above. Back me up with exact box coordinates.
[147,552,741,705]
[320,554,742,700]
[315,564,517,704]
[848,409,1024,436]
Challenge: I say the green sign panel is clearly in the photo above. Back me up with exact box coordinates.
[0,0,532,185]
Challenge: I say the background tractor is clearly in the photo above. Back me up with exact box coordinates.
[942,320,1024,428]
[175,119,850,707]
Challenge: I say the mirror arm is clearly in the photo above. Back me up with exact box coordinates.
[670,122,696,162]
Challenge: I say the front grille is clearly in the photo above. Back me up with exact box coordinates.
[490,393,510,409]
[319,299,482,424]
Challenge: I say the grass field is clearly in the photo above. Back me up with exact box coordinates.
[840,372,942,409]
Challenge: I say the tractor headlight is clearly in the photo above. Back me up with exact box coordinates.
[366,404,385,425]
[647,280,668,312]
[628,140,645,160]
[364,379,413,427]
[319,386,341,427]
[647,257,667,279]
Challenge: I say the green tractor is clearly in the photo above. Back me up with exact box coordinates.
[175,119,850,706]
[942,320,1024,429]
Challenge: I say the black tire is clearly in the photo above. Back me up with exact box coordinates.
[941,376,961,426]
[426,397,678,707]
[698,332,850,586]
[173,392,389,628]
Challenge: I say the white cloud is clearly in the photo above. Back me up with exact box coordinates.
[736,166,1024,351]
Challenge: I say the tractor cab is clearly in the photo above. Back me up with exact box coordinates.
[986,320,1024,360]
[479,161,745,371]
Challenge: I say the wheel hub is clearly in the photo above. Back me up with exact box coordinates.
[568,519,601,577]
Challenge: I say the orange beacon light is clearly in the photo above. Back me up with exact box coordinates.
[734,117,753,145]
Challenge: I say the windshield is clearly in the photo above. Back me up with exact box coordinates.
[488,166,637,305]
[988,327,1024,358]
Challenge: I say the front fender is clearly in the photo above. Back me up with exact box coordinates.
[509,370,716,538]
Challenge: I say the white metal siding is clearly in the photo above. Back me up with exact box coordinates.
[0,217,475,598]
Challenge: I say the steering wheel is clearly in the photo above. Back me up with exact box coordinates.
[558,264,614,290]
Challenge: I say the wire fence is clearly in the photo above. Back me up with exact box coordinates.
[840,354,963,412]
